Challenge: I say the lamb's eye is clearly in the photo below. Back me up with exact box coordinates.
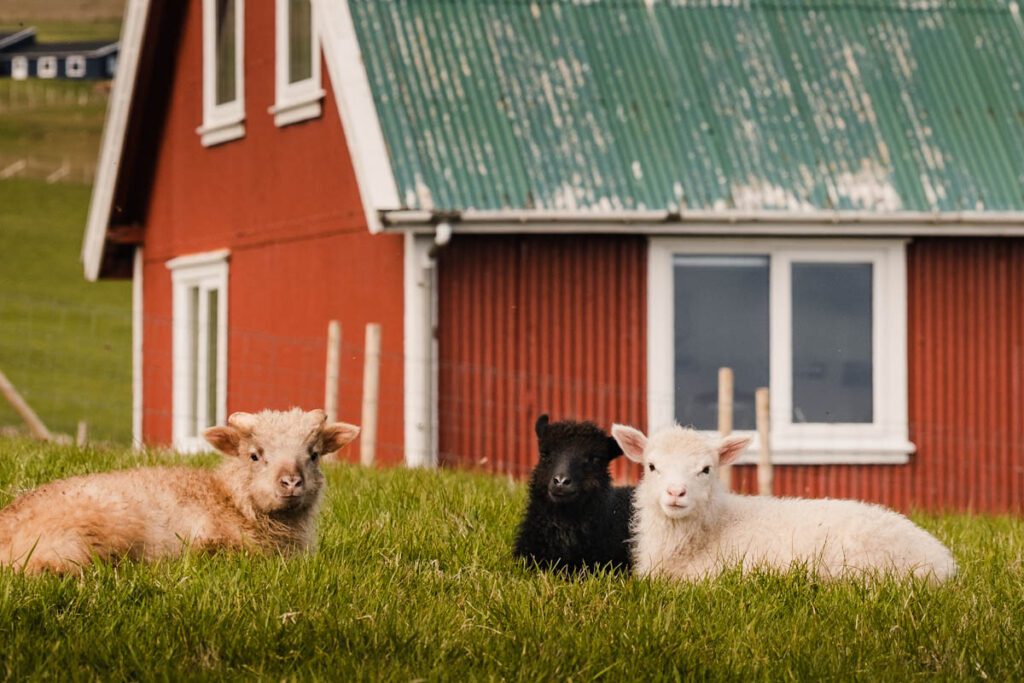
[308,446,319,461]
[249,452,259,462]
[648,463,656,472]
[700,466,711,475]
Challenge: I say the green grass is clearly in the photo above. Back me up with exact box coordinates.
[0,180,131,443]
[0,20,121,42]
[0,439,1022,680]
[0,79,109,184]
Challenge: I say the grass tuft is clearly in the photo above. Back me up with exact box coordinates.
[0,438,1022,679]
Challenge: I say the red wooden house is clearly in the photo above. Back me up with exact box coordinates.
[84,0,1024,512]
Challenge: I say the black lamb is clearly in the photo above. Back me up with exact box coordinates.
[512,414,635,572]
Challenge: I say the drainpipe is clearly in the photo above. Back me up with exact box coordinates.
[403,221,452,468]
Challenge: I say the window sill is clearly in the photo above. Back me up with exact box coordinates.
[197,118,245,147]
[701,430,915,466]
[270,89,324,127]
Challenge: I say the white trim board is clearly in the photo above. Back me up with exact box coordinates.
[313,0,399,234]
[81,0,152,282]
[647,237,913,466]
[132,247,144,449]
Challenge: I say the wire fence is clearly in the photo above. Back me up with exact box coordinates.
[3,290,1024,511]
[0,288,646,477]
[0,78,108,185]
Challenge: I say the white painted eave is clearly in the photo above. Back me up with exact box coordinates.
[313,0,399,235]
[81,0,150,282]
[380,208,1024,237]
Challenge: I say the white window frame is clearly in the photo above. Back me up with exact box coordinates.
[197,0,245,147]
[648,237,913,465]
[270,0,323,126]
[11,56,28,80]
[65,55,86,78]
[36,56,57,79]
[167,249,229,453]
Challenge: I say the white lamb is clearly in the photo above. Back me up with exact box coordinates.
[0,408,359,575]
[611,424,957,583]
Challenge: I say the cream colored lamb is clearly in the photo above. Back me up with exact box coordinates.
[612,424,957,583]
[0,408,359,575]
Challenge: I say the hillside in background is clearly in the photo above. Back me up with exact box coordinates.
[0,0,123,22]
[0,5,130,442]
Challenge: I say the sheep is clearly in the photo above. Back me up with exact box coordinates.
[512,414,635,572]
[611,423,957,583]
[0,408,359,575]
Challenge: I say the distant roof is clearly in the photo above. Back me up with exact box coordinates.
[8,39,118,57]
[0,27,35,50]
[347,0,1024,213]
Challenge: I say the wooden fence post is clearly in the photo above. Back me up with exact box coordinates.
[718,367,734,490]
[0,367,52,441]
[324,320,341,423]
[360,323,381,467]
[756,388,773,496]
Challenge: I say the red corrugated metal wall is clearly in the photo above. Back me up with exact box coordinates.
[437,236,647,481]
[440,236,1024,513]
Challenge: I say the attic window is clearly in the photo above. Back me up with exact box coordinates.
[648,238,912,465]
[198,0,245,147]
[270,0,323,127]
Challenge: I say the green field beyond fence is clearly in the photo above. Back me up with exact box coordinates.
[0,180,131,442]
[0,438,1020,679]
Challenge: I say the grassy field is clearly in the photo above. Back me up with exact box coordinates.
[0,179,132,443]
[0,438,1021,680]
[0,79,109,184]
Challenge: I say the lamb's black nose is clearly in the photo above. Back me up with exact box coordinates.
[552,475,572,488]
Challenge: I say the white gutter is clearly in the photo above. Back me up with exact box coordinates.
[381,208,1024,236]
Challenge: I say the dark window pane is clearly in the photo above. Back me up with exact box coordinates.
[674,255,769,430]
[288,0,313,83]
[206,289,219,429]
[791,263,873,423]
[215,0,237,105]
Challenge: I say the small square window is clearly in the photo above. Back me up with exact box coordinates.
[37,56,57,79]
[11,56,28,80]
[66,55,86,78]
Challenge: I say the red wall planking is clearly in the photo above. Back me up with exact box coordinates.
[138,0,405,463]
[439,236,1024,513]
[437,235,647,483]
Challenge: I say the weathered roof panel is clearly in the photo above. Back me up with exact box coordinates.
[347,0,1024,213]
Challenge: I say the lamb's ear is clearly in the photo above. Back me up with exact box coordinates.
[611,424,647,463]
[321,422,360,454]
[534,414,550,439]
[718,435,752,466]
[227,412,256,434]
[204,425,242,457]
[605,435,624,461]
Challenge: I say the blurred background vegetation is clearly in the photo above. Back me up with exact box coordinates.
[0,1,132,443]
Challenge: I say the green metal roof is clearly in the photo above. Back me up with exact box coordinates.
[348,0,1024,213]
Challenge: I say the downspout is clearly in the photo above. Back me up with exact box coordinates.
[403,222,452,468]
